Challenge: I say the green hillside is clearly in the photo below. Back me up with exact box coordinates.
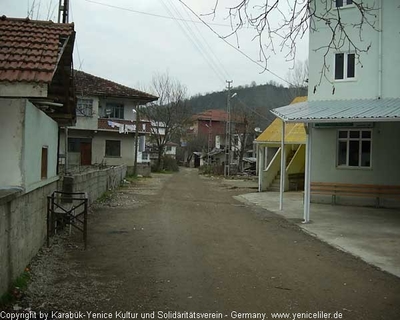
[187,81,307,130]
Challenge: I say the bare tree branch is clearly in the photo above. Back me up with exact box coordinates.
[183,0,380,87]
[141,73,191,171]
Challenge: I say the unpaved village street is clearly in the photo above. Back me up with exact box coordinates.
[23,168,400,319]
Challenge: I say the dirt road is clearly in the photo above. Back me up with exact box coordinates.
[24,168,400,319]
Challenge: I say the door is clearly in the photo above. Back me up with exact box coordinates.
[80,142,92,165]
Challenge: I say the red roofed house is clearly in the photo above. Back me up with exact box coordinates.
[187,109,246,167]
[0,17,75,295]
[0,17,75,191]
[61,70,158,173]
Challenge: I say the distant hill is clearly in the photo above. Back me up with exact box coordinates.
[187,81,307,130]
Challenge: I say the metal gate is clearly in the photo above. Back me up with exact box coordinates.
[47,191,88,249]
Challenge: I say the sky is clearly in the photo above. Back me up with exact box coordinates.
[2,0,309,97]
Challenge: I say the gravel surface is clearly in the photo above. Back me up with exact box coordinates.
[5,169,400,320]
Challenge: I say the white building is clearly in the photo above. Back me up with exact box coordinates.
[0,18,76,193]
[61,71,158,173]
[270,0,400,221]
[0,17,76,296]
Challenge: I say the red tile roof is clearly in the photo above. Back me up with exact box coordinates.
[192,109,244,123]
[0,16,75,83]
[98,118,151,133]
[75,70,158,102]
[193,109,229,122]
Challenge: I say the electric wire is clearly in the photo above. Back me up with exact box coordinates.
[70,0,84,70]
[82,0,231,27]
[234,95,277,123]
[159,0,226,85]
[178,1,295,87]
[178,1,231,81]
[164,0,229,83]
[166,0,229,82]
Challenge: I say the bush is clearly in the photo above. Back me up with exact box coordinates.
[163,156,179,172]
[199,164,224,175]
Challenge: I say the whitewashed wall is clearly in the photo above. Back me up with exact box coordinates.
[308,0,400,100]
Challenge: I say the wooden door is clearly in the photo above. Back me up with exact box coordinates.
[41,147,48,179]
[80,142,92,165]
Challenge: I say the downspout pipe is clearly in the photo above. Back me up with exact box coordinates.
[377,0,382,99]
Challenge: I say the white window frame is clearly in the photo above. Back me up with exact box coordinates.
[334,52,356,81]
[105,103,124,119]
[77,98,93,117]
[337,129,372,168]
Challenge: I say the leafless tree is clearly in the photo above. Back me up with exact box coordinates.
[286,59,308,98]
[231,99,258,172]
[181,0,379,85]
[141,73,190,171]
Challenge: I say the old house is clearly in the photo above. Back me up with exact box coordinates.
[187,109,246,167]
[270,0,400,221]
[0,17,75,295]
[61,70,158,174]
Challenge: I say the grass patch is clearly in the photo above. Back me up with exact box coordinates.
[125,174,140,183]
[97,190,114,203]
[0,268,31,308]
[153,169,173,174]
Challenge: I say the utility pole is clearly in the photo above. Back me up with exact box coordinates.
[225,80,233,177]
[133,105,139,176]
[58,0,69,23]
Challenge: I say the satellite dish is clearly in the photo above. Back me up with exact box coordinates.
[254,127,261,133]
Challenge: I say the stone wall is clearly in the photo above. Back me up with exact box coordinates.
[63,165,127,205]
[0,165,126,296]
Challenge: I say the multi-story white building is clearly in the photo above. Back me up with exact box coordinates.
[270,0,400,220]
[60,71,158,173]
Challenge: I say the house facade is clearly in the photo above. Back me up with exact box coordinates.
[187,109,246,167]
[306,0,400,189]
[270,0,400,220]
[60,71,158,173]
[0,17,76,192]
[0,17,76,295]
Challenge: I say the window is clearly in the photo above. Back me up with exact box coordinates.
[68,138,81,152]
[166,146,172,152]
[337,130,371,168]
[77,98,93,116]
[335,53,355,80]
[105,140,121,157]
[41,146,48,179]
[105,103,124,119]
[335,0,353,8]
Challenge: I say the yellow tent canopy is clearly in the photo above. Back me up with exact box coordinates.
[255,96,307,144]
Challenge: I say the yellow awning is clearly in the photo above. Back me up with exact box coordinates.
[255,96,307,144]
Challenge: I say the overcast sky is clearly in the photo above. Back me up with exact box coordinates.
[2,0,308,97]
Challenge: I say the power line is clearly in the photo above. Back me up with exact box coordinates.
[178,2,231,80]
[70,0,84,70]
[234,95,276,123]
[159,0,226,85]
[178,1,295,87]
[81,0,231,28]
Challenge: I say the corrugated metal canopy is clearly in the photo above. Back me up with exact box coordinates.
[271,98,400,123]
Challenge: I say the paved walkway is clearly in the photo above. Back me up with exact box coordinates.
[231,184,400,278]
